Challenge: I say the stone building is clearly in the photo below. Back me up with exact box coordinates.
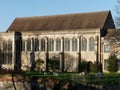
[0,10,120,72]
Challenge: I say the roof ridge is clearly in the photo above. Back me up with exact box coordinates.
[15,10,110,19]
[7,10,114,32]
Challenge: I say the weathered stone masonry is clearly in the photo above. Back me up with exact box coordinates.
[1,11,120,72]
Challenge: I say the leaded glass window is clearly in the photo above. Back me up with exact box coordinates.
[81,37,87,51]
[72,38,77,51]
[49,39,54,51]
[89,37,94,51]
[8,40,12,51]
[56,39,61,51]
[3,41,7,51]
[65,38,70,51]
[104,45,110,53]
[22,40,25,51]
[35,38,39,51]
[41,39,46,51]
[27,39,31,51]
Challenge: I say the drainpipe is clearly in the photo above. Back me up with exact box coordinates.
[96,36,99,65]
[78,36,82,72]
[60,37,65,72]
[100,37,104,72]
[45,37,49,72]
[62,37,65,72]
[30,38,35,71]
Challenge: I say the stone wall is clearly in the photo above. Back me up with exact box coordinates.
[1,28,111,72]
[0,31,15,70]
[21,29,101,71]
[0,81,30,90]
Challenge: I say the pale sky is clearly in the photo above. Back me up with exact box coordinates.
[0,0,117,32]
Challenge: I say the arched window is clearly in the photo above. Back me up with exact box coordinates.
[41,39,46,51]
[22,40,25,51]
[56,38,61,51]
[35,38,39,51]
[72,38,77,51]
[8,40,12,64]
[1,40,12,64]
[3,41,7,51]
[8,40,12,51]
[27,39,31,51]
[2,41,7,64]
[89,37,95,51]
[49,39,54,51]
[81,37,87,51]
[65,38,70,51]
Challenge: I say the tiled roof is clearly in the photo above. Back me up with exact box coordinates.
[7,11,114,32]
[105,29,120,39]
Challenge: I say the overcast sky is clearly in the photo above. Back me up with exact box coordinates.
[0,0,117,32]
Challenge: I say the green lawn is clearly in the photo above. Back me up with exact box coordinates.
[24,71,120,85]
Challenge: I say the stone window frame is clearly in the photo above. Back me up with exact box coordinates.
[81,37,87,51]
[41,38,46,51]
[72,38,77,51]
[89,37,95,51]
[34,38,39,51]
[104,44,110,53]
[8,40,12,52]
[22,39,25,51]
[64,38,70,51]
[56,38,61,51]
[3,40,7,51]
[49,38,54,51]
[1,39,12,64]
[7,40,13,64]
[27,39,32,51]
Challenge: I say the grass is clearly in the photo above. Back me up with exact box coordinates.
[0,70,120,85]
[24,71,120,85]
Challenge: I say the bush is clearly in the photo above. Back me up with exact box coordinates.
[35,59,44,71]
[107,55,118,72]
[91,62,99,73]
[48,57,60,72]
[79,60,88,72]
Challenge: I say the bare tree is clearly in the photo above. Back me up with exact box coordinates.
[115,0,120,28]
[108,36,120,56]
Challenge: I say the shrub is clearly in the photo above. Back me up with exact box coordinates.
[91,62,99,73]
[107,55,118,72]
[35,59,44,71]
[48,57,60,72]
[79,60,88,72]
